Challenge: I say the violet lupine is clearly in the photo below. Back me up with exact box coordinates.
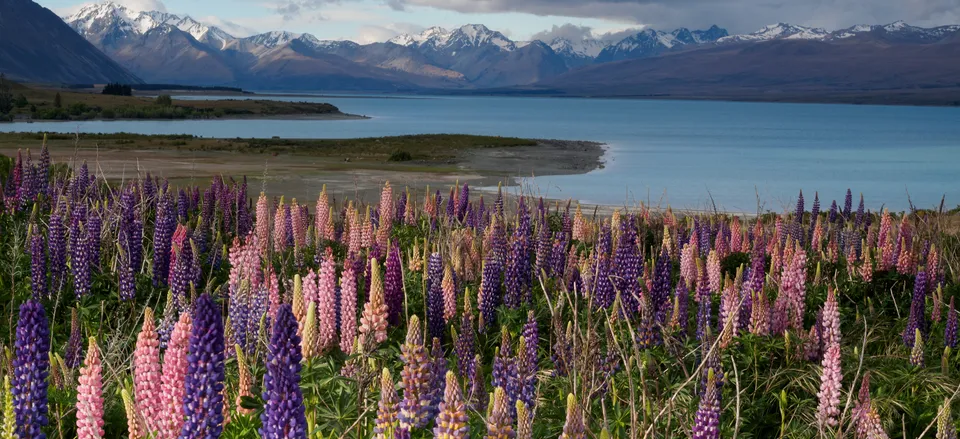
[670,280,690,333]
[946,297,958,349]
[170,233,194,311]
[613,221,640,317]
[559,393,584,439]
[398,315,433,431]
[76,337,104,439]
[456,292,477,375]
[159,312,191,439]
[340,264,358,354]
[652,247,672,324]
[427,253,446,341]
[29,230,46,299]
[179,294,225,439]
[593,256,614,310]
[48,202,67,293]
[317,253,337,351]
[134,308,162,434]
[71,217,92,298]
[65,308,84,369]
[375,369,400,439]
[692,369,720,439]
[153,190,176,287]
[260,304,307,439]
[428,338,447,421]
[817,288,842,429]
[12,299,50,439]
[434,371,469,439]
[903,270,928,349]
[360,258,389,346]
[384,243,404,326]
[492,329,519,412]
[486,387,515,439]
[478,256,503,333]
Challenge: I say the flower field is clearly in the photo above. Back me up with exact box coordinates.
[0,140,958,439]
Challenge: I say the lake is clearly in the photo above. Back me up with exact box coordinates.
[2,95,958,212]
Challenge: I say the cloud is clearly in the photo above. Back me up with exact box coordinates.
[201,16,260,37]
[117,0,168,13]
[530,23,642,43]
[363,0,960,34]
[355,22,425,43]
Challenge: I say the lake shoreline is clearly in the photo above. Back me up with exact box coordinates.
[1,112,369,124]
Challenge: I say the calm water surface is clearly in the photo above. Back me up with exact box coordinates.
[2,95,958,212]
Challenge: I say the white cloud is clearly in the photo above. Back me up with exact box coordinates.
[354,22,424,43]
[117,0,168,13]
[201,16,260,37]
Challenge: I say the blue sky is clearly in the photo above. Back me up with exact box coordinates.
[42,0,641,43]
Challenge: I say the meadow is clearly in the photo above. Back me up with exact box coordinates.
[0,138,957,439]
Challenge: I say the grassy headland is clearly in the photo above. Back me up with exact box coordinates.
[0,82,352,121]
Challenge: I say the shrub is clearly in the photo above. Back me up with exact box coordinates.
[388,150,413,162]
[155,95,173,106]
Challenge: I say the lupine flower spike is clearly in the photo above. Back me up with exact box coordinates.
[76,337,104,439]
[375,369,400,439]
[434,371,469,439]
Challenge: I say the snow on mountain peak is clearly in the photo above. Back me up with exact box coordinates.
[66,1,236,49]
[389,26,452,47]
[718,22,829,43]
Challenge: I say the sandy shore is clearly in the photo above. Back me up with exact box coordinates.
[0,139,605,205]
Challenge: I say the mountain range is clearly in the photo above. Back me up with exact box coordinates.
[1,0,959,103]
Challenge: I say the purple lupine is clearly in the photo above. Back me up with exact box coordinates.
[613,220,640,317]
[384,243,404,326]
[673,279,690,333]
[153,190,176,287]
[651,247,672,324]
[946,297,958,349]
[855,194,865,230]
[828,200,838,224]
[692,369,720,439]
[492,330,520,414]
[535,225,552,277]
[29,230,46,299]
[843,189,853,220]
[427,338,447,422]
[70,217,91,298]
[177,189,189,223]
[48,202,67,294]
[903,270,928,348]
[696,296,713,342]
[179,294,225,439]
[426,253,445,341]
[478,256,502,333]
[12,299,50,439]
[809,192,820,241]
[64,308,84,369]
[456,183,469,221]
[520,311,538,408]
[171,236,194,311]
[260,304,306,439]
[504,235,526,309]
[37,144,49,197]
[593,256,614,309]
[85,209,101,271]
[455,296,476,375]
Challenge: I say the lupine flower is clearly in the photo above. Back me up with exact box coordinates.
[478,256,503,333]
[385,242,404,326]
[2,376,16,439]
[516,401,532,439]
[946,297,958,349]
[492,329,520,411]
[234,346,253,416]
[134,308,162,434]
[817,289,842,428]
[904,270,928,349]
[428,338,447,421]
[652,247,672,324]
[123,388,145,439]
[317,252,337,351]
[260,304,306,439]
[486,387,515,439]
[937,398,957,439]
[29,230,46,299]
[159,312,191,439]
[12,299,50,439]
[360,258,389,345]
[375,369,400,439]
[76,337,103,439]
[153,190,176,287]
[399,315,433,431]
[180,294,225,439]
[442,265,457,324]
[340,264,358,354]
[559,393,584,439]
[692,369,720,439]
[910,328,925,367]
[427,253,446,340]
[670,280,690,333]
[64,307,84,369]
[49,202,67,292]
[456,291,477,375]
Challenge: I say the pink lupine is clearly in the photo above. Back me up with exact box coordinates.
[784,242,808,333]
[303,268,319,307]
[749,290,770,336]
[266,269,280,321]
[572,204,586,242]
[134,308,162,434]
[318,251,338,351]
[348,204,362,255]
[817,288,842,428]
[707,250,721,294]
[360,258,389,345]
[897,236,914,275]
[340,264,358,354]
[255,192,270,257]
[860,245,874,283]
[315,185,329,242]
[273,196,288,253]
[880,233,895,271]
[404,191,416,225]
[291,199,308,250]
[442,265,457,324]
[362,207,374,250]
[680,243,697,290]
[159,312,191,439]
[730,218,742,253]
[76,337,104,439]
[377,182,393,250]
[877,210,892,249]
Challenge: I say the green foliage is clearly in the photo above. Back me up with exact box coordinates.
[388,150,413,162]
[102,83,133,96]
[155,94,173,106]
[0,74,12,115]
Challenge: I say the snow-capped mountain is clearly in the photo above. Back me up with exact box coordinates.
[66,1,235,49]
[718,23,829,43]
[390,24,515,52]
[549,37,611,68]
[595,26,729,63]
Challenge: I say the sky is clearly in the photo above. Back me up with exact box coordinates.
[41,0,960,44]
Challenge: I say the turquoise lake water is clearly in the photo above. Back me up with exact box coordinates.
[2,95,958,212]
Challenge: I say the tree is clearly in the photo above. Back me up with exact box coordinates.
[155,95,172,106]
[54,92,62,108]
[0,74,12,114]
